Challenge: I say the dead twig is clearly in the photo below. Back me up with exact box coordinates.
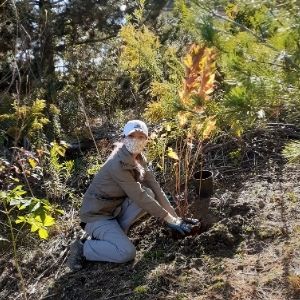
[102,291,134,299]
[41,293,57,299]
[29,247,68,290]
[266,123,299,129]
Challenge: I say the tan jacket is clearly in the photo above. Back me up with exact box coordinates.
[80,143,177,223]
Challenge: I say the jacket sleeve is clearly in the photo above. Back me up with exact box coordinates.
[142,168,178,217]
[109,164,168,220]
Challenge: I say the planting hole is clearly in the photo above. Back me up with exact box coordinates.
[194,170,212,180]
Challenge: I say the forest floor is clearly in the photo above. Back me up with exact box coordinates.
[1,128,300,300]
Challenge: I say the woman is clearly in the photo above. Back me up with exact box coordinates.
[67,120,193,271]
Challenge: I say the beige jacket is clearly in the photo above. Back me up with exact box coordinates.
[80,143,177,223]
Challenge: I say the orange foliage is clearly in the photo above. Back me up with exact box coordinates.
[177,44,217,139]
[179,44,217,108]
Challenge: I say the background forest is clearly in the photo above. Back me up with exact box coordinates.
[1,0,300,299]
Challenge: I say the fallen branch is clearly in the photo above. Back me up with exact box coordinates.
[266,122,299,129]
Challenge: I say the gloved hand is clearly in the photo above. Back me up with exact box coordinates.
[183,217,200,225]
[164,213,192,235]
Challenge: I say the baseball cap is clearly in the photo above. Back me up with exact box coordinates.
[123,120,148,137]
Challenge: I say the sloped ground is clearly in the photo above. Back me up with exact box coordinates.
[1,131,300,300]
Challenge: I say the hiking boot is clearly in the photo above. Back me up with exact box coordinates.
[67,240,84,271]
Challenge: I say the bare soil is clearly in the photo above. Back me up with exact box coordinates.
[1,129,300,300]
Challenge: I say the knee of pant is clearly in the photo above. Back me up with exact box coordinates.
[118,244,136,263]
[144,187,155,199]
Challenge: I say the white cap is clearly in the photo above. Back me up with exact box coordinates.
[123,120,148,137]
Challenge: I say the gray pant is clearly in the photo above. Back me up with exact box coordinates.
[83,189,153,263]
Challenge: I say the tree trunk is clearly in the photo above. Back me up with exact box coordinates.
[39,0,56,104]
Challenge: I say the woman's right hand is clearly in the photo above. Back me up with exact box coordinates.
[164,213,192,235]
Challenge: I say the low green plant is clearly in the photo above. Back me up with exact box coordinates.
[84,153,103,176]
[43,141,74,201]
[0,99,49,146]
[144,249,165,261]
[1,185,62,239]
[86,162,102,176]
[283,140,300,164]
[287,192,298,203]
[0,182,62,300]
[146,122,182,171]
[175,294,188,300]
[209,277,226,291]
[133,285,149,294]
[242,225,255,235]
[229,148,242,166]
[256,225,281,240]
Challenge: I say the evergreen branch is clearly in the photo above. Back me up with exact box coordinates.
[75,35,117,45]
[56,35,118,52]
[192,1,300,71]
[248,58,286,69]
[192,1,264,41]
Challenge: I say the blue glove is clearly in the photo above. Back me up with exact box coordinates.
[167,220,192,235]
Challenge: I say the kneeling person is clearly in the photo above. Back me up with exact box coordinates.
[67,120,192,270]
